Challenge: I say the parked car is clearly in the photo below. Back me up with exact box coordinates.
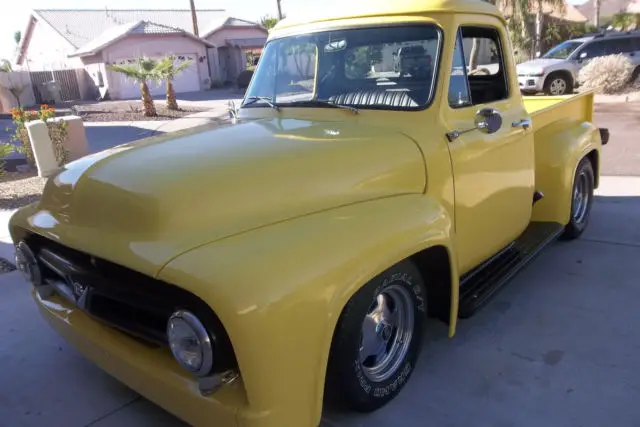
[10,1,609,427]
[517,30,640,95]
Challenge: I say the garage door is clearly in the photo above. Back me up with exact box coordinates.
[113,54,200,100]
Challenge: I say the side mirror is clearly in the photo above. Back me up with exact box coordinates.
[474,108,502,134]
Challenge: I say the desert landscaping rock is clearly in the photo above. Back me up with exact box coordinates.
[0,171,46,210]
[73,103,209,122]
[0,257,16,273]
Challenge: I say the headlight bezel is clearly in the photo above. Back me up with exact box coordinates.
[167,309,215,377]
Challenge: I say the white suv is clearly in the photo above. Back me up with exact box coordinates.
[517,31,640,95]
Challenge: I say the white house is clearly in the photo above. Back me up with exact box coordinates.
[14,9,269,100]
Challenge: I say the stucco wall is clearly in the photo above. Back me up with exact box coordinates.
[21,17,84,70]
[204,27,268,48]
[0,71,37,113]
[100,34,210,99]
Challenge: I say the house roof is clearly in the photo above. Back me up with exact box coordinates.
[202,17,267,38]
[32,9,230,48]
[68,20,215,57]
[226,37,269,48]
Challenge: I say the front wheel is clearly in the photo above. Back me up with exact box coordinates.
[544,74,572,96]
[325,260,427,412]
[562,157,595,240]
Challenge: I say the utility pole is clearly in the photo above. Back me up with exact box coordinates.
[190,0,199,36]
[594,0,601,29]
[277,0,283,20]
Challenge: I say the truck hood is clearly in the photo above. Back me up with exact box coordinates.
[516,58,564,74]
[27,118,425,276]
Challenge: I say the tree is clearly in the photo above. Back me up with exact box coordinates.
[156,55,192,110]
[108,57,160,117]
[533,0,565,57]
[260,15,281,30]
[189,0,199,36]
[594,0,601,28]
[276,0,283,20]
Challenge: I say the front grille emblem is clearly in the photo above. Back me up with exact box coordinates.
[70,278,87,298]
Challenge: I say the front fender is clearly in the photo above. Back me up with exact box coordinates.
[531,118,600,225]
[158,194,456,427]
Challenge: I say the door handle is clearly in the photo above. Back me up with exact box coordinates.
[512,119,532,130]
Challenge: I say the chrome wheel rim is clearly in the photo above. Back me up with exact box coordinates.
[550,78,567,95]
[572,170,590,223]
[359,284,414,382]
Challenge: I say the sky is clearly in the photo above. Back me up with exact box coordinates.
[0,0,588,61]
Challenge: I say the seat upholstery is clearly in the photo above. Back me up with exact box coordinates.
[329,89,421,108]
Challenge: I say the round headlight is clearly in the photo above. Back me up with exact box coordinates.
[14,241,42,285]
[167,310,214,376]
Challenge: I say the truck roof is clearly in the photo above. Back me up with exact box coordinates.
[272,0,504,32]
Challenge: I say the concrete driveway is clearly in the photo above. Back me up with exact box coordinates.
[0,103,639,427]
[0,177,638,427]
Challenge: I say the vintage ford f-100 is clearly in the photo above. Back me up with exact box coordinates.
[9,0,609,426]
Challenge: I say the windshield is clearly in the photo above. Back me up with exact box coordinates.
[243,25,441,111]
[542,40,583,59]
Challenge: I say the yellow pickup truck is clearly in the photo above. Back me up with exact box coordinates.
[9,0,610,426]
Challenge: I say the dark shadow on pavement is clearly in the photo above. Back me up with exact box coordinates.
[85,125,165,154]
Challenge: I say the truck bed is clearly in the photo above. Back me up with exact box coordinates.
[523,90,595,130]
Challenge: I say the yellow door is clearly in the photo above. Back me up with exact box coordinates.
[444,23,535,275]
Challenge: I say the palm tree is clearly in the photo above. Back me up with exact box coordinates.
[156,55,192,110]
[108,57,160,117]
[533,0,565,56]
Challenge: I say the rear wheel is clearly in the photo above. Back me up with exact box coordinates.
[325,260,427,412]
[632,66,640,83]
[562,157,595,240]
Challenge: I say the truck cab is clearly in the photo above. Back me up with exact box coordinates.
[10,1,607,427]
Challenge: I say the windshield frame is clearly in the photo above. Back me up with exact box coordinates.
[542,40,584,60]
[241,22,444,112]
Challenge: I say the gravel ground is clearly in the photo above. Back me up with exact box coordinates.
[0,258,16,273]
[72,102,209,122]
[0,170,46,210]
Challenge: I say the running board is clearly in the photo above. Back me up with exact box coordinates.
[458,222,564,318]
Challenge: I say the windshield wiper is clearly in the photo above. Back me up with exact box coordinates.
[284,100,360,114]
[243,96,281,111]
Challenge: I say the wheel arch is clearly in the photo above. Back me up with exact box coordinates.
[532,119,601,225]
[586,148,599,188]
[159,194,459,427]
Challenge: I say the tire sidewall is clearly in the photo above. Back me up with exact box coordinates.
[569,158,595,233]
[328,261,427,411]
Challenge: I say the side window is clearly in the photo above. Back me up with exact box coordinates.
[448,31,472,108]
[580,41,606,59]
[448,26,510,107]
[613,38,635,54]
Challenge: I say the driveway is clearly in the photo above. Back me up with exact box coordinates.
[0,102,638,427]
